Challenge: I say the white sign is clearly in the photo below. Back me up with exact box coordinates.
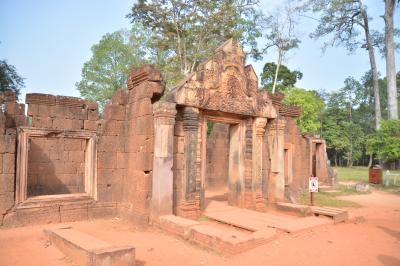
[309,176,318,192]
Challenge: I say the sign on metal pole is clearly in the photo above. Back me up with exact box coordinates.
[309,176,318,192]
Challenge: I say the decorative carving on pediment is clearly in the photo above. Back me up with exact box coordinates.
[171,39,277,118]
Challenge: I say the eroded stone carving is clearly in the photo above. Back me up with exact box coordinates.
[171,39,277,118]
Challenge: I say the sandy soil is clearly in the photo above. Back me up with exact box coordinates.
[0,190,399,266]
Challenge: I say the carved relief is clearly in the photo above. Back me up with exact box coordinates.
[171,39,277,118]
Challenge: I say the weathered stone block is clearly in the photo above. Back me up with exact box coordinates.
[64,139,83,151]
[0,173,14,192]
[0,133,16,154]
[84,120,97,131]
[32,116,53,128]
[87,109,98,121]
[104,105,126,121]
[3,153,15,174]
[6,102,25,115]
[111,90,128,105]
[117,152,128,169]
[98,152,117,169]
[71,119,84,130]
[135,115,154,135]
[38,104,52,117]
[0,192,14,215]
[69,151,85,163]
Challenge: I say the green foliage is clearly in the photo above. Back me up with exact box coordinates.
[128,0,263,76]
[76,24,152,109]
[260,62,302,91]
[321,77,366,166]
[0,60,24,99]
[281,87,324,134]
[367,120,400,164]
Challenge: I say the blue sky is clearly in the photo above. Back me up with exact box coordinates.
[1,0,399,102]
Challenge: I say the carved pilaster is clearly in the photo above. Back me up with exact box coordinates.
[182,107,199,200]
[252,117,267,210]
[151,102,177,218]
[266,119,286,203]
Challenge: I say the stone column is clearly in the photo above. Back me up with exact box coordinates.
[182,107,199,200]
[252,117,267,208]
[151,102,177,218]
[267,119,286,203]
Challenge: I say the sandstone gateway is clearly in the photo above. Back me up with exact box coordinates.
[0,40,334,229]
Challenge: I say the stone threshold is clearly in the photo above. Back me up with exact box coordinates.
[154,215,277,254]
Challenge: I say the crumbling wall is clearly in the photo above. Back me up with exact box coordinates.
[0,91,23,220]
[97,90,127,203]
[120,65,164,224]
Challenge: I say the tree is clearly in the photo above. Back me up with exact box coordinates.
[367,119,400,169]
[260,62,302,91]
[384,0,398,119]
[76,24,152,109]
[281,87,324,134]
[321,77,366,166]
[262,2,300,93]
[0,60,24,99]
[308,0,382,129]
[128,0,262,79]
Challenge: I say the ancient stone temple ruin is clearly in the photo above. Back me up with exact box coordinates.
[0,40,333,228]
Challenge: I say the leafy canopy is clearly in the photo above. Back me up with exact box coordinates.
[76,24,153,109]
[0,60,24,99]
[281,87,324,134]
[128,0,263,78]
[260,62,302,91]
[366,119,400,164]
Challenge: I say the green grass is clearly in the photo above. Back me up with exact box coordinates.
[296,166,400,207]
[298,191,360,208]
[335,166,370,182]
[335,166,400,192]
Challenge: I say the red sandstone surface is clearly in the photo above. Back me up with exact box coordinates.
[0,189,399,266]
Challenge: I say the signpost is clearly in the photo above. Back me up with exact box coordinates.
[309,176,318,206]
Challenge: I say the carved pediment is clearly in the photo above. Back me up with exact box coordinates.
[172,39,277,118]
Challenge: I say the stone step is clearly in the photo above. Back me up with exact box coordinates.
[44,226,135,266]
[204,206,332,233]
[155,215,276,254]
[276,202,313,216]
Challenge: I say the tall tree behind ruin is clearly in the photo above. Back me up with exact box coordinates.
[384,0,398,119]
[307,0,382,129]
[128,0,262,81]
[262,2,300,94]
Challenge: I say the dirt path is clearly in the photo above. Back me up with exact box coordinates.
[0,190,399,266]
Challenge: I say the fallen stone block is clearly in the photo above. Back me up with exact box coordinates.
[44,226,135,266]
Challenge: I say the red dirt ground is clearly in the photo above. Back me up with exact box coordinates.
[0,190,399,266]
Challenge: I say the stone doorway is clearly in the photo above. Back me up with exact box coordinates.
[201,115,245,209]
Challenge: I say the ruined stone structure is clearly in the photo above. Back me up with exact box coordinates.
[0,40,332,228]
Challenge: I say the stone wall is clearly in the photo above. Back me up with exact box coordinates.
[27,137,86,196]
[205,123,229,191]
[97,90,127,204]
[120,65,164,224]
[0,91,22,221]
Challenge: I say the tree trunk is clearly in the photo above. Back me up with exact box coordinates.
[272,50,282,94]
[384,0,398,119]
[334,151,337,167]
[368,154,373,168]
[361,4,382,129]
